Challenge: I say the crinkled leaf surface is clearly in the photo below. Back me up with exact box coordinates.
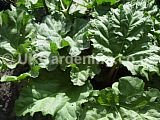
[0,7,35,69]
[72,21,91,52]
[69,0,91,14]
[1,0,160,119]
[80,77,160,120]
[45,0,61,13]
[70,63,100,86]
[89,3,160,78]
[15,68,93,119]
[29,12,72,71]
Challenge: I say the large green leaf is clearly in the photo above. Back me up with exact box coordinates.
[89,3,160,79]
[80,77,160,120]
[72,21,91,52]
[45,0,61,13]
[29,12,72,71]
[15,68,93,119]
[0,7,35,69]
[70,63,100,86]
[46,0,92,15]
[69,0,91,14]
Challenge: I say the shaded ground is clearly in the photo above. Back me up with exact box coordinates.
[0,64,30,120]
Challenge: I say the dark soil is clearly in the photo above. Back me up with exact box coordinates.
[0,82,19,120]
[0,64,30,120]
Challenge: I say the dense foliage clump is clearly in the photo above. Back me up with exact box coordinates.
[0,0,160,119]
